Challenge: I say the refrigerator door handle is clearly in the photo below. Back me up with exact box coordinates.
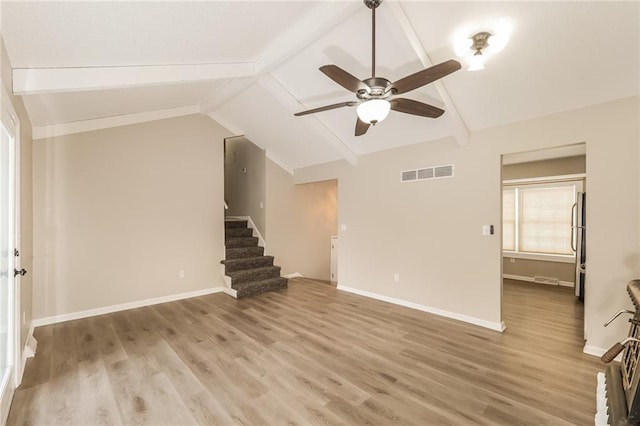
[571,202,578,252]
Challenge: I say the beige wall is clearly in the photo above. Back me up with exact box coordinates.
[265,159,337,280]
[502,155,586,284]
[293,96,639,351]
[32,114,231,319]
[502,155,586,180]
[224,136,266,234]
[2,36,33,350]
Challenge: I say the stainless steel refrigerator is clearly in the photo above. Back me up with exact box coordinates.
[572,192,586,301]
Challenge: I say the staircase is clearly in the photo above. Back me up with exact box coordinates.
[223,219,288,298]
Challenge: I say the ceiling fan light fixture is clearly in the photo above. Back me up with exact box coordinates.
[468,51,485,71]
[356,99,390,125]
[467,31,491,71]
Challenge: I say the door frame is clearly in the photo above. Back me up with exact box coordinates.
[0,82,21,424]
[500,143,587,338]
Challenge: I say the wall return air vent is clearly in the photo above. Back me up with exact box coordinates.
[401,164,454,182]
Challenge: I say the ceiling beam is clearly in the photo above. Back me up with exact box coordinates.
[200,2,361,114]
[386,1,470,146]
[13,63,254,95]
[258,75,357,166]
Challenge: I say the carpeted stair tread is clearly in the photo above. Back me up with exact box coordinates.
[224,219,248,229]
[233,277,288,298]
[227,266,281,284]
[225,236,259,248]
[225,228,253,238]
[226,246,264,259]
[223,256,274,272]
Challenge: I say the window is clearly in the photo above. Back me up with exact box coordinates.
[503,181,582,258]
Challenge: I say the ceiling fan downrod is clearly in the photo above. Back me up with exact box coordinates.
[364,0,383,78]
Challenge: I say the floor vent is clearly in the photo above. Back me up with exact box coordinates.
[401,164,454,183]
[534,276,559,285]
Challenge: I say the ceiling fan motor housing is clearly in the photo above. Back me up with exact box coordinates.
[357,77,393,100]
[364,0,383,10]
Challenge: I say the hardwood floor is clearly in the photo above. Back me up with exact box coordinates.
[8,278,603,425]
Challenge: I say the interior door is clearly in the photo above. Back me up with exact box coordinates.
[0,87,18,422]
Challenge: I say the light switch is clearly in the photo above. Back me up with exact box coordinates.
[340,224,347,231]
[482,225,493,236]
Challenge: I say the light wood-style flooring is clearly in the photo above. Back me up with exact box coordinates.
[8,278,603,425]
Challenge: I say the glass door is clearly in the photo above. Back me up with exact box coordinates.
[0,88,17,421]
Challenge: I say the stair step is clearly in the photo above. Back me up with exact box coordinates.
[233,277,288,299]
[226,246,264,260]
[225,220,248,229]
[225,228,253,238]
[224,256,274,273]
[225,237,258,248]
[227,266,281,285]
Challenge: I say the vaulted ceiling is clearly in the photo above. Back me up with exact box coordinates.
[2,1,638,170]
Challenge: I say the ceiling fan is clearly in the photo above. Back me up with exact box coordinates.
[294,0,461,136]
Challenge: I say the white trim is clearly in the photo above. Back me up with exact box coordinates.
[266,150,294,176]
[17,323,35,387]
[13,63,254,95]
[337,285,505,332]
[32,105,200,140]
[584,345,621,362]
[503,173,586,185]
[32,287,224,327]
[0,83,19,421]
[503,273,574,287]
[385,1,469,146]
[206,112,245,136]
[283,273,303,279]
[503,251,575,264]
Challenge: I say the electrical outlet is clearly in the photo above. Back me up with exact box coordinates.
[394,273,400,282]
[179,270,185,278]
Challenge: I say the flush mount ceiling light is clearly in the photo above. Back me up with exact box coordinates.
[453,19,512,71]
[468,31,491,71]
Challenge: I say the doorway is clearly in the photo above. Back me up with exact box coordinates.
[501,143,587,339]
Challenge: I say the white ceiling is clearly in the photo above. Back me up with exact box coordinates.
[1,1,638,170]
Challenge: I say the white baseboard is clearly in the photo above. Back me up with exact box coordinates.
[32,287,224,327]
[337,285,505,332]
[284,272,303,279]
[584,344,622,362]
[17,322,36,387]
[222,286,238,298]
[503,273,574,287]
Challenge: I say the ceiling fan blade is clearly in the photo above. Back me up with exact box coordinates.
[355,118,370,136]
[294,101,357,117]
[390,59,461,95]
[390,98,445,118]
[320,65,369,94]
